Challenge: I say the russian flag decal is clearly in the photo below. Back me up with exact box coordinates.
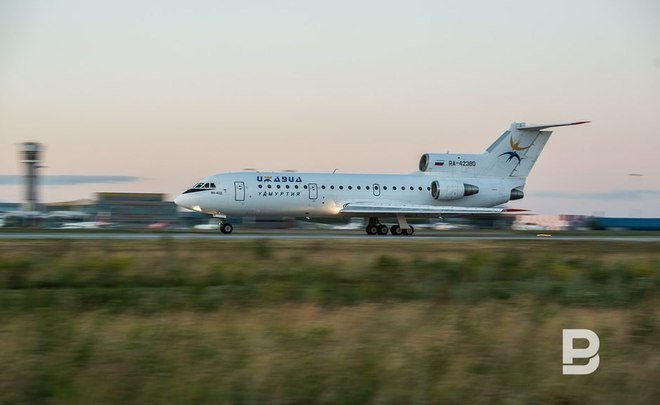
[434,160,445,167]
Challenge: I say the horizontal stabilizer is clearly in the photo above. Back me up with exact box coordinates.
[517,121,590,131]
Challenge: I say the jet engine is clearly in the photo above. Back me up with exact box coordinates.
[419,153,449,172]
[510,188,524,200]
[431,180,479,200]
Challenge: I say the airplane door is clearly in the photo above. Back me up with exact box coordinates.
[308,183,318,200]
[373,183,381,196]
[234,181,245,201]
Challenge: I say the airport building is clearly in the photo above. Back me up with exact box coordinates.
[592,217,660,231]
[512,214,591,231]
[95,192,177,227]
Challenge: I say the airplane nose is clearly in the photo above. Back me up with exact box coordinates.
[174,194,187,208]
[174,193,202,212]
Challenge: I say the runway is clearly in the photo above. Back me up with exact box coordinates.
[2,232,660,242]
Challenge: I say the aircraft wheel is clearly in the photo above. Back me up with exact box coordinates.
[402,225,415,236]
[378,224,389,235]
[220,223,233,234]
[366,225,379,235]
[390,225,402,235]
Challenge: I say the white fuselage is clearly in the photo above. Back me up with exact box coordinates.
[174,172,523,218]
[173,122,588,231]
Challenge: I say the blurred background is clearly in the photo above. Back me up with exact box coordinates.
[1,0,660,223]
[0,1,658,404]
[0,142,659,231]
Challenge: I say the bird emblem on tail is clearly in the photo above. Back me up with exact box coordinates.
[509,135,532,151]
[499,135,532,163]
[498,151,521,163]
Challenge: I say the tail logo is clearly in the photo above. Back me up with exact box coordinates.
[510,135,532,151]
[498,135,532,163]
[499,151,521,163]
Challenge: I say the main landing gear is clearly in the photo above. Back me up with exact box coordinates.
[365,217,414,236]
[390,225,414,236]
[366,221,389,235]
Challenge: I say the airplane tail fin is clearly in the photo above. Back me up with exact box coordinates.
[478,121,589,178]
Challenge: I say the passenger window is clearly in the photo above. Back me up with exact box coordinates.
[321,185,326,189]
[339,186,343,190]
[383,186,388,190]
[295,185,299,189]
[286,185,290,189]
[331,185,335,189]
[357,186,361,190]
[393,186,397,190]
[366,186,370,190]
[348,186,352,190]
[418,186,422,191]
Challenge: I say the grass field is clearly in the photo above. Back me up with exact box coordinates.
[0,238,658,404]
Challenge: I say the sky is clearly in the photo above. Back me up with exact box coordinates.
[1,0,659,216]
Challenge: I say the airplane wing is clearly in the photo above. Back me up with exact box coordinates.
[339,202,524,216]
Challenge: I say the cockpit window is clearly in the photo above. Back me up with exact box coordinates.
[184,182,217,193]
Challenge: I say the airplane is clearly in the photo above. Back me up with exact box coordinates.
[174,121,588,235]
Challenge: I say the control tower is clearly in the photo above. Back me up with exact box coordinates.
[19,142,43,212]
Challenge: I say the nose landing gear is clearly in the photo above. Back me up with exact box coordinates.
[213,214,233,235]
[220,222,233,234]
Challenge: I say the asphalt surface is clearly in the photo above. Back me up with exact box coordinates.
[2,232,660,242]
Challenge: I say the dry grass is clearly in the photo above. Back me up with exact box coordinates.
[0,302,657,404]
[0,239,658,404]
